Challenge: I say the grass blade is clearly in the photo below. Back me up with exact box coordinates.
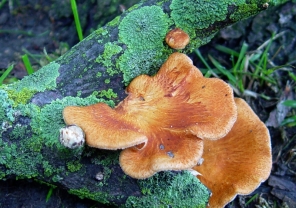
[46,187,54,203]
[215,44,240,57]
[194,49,215,78]
[281,116,296,127]
[282,100,296,108]
[22,54,34,75]
[208,55,237,84]
[245,193,258,206]
[0,64,14,85]
[233,42,248,75]
[0,0,8,10]
[288,71,296,81]
[71,0,83,41]
[195,49,213,70]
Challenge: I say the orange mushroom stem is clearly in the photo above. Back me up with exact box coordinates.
[193,98,272,207]
[63,52,237,179]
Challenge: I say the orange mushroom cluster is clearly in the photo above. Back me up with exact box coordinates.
[62,52,272,207]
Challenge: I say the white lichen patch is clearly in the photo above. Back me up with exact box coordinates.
[59,125,85,149]
[95,172,104,181]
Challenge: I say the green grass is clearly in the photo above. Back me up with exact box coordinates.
[45,187,54,203]
[245,193,259,206]
[195,32,288,99]
[281,72,296,127]
[0,0,7,10]
[70,0,83,41]
[0,64,14,85]
[22,42,69,67]
[196,32,296,128]
[21,54,34,75]
[0,29,34,36]
[0,42,68,86]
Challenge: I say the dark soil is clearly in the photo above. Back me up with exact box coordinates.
[0,1,296,207]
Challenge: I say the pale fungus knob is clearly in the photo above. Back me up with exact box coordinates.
[59,125,85,149]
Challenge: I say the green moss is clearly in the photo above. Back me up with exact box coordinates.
[0,171,5,180]
[156,0,171,6]
[102,167,112,184]
[0,140,14,165]
[189,32,217,51]
[0,138,43,179]
[67,161,83,172]
[94,167,114,188]
[94,161,115,187]
[124,171,209,208]
[103,42,123,60]
[96,42,122,76]
[6,88,37,107]
[8,61,60,92]
[96,72,102,77]
[91,151,119,166]
[118,6,169,50]
[68,187,111,204]
[98,89,117,99]
[95,27,109,37]
[42,161,55,177]
[230,3,262,22]
[169,0,269,50]
[104,79,111,84]
[107,16,121,27]
[0,89,15,122]
[10,124,29,140]
[0,92,55,180]
[52,174,63,183]
[117,6,171,85]
[169,0,241,50]
[170,0,234,31]
[118,49,169,84]
[90,151,120,187]
[0,91,101,183]
[126,3,142,12]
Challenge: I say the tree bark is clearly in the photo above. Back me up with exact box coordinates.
[0,0,288,206]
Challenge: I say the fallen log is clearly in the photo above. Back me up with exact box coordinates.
[0,0,287,206]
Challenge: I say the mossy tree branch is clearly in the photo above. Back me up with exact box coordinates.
[0,0,288,206]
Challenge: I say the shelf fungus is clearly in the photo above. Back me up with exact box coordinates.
[193,98,272,208]
[63,52,237,179]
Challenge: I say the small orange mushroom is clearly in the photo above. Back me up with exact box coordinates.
[63,52,237,178]
[193,98,272,208]
[165,28,190,49]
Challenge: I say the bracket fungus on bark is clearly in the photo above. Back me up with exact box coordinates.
[193,98,272,208]
[63,52,237,179]
[63,103,147,150]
